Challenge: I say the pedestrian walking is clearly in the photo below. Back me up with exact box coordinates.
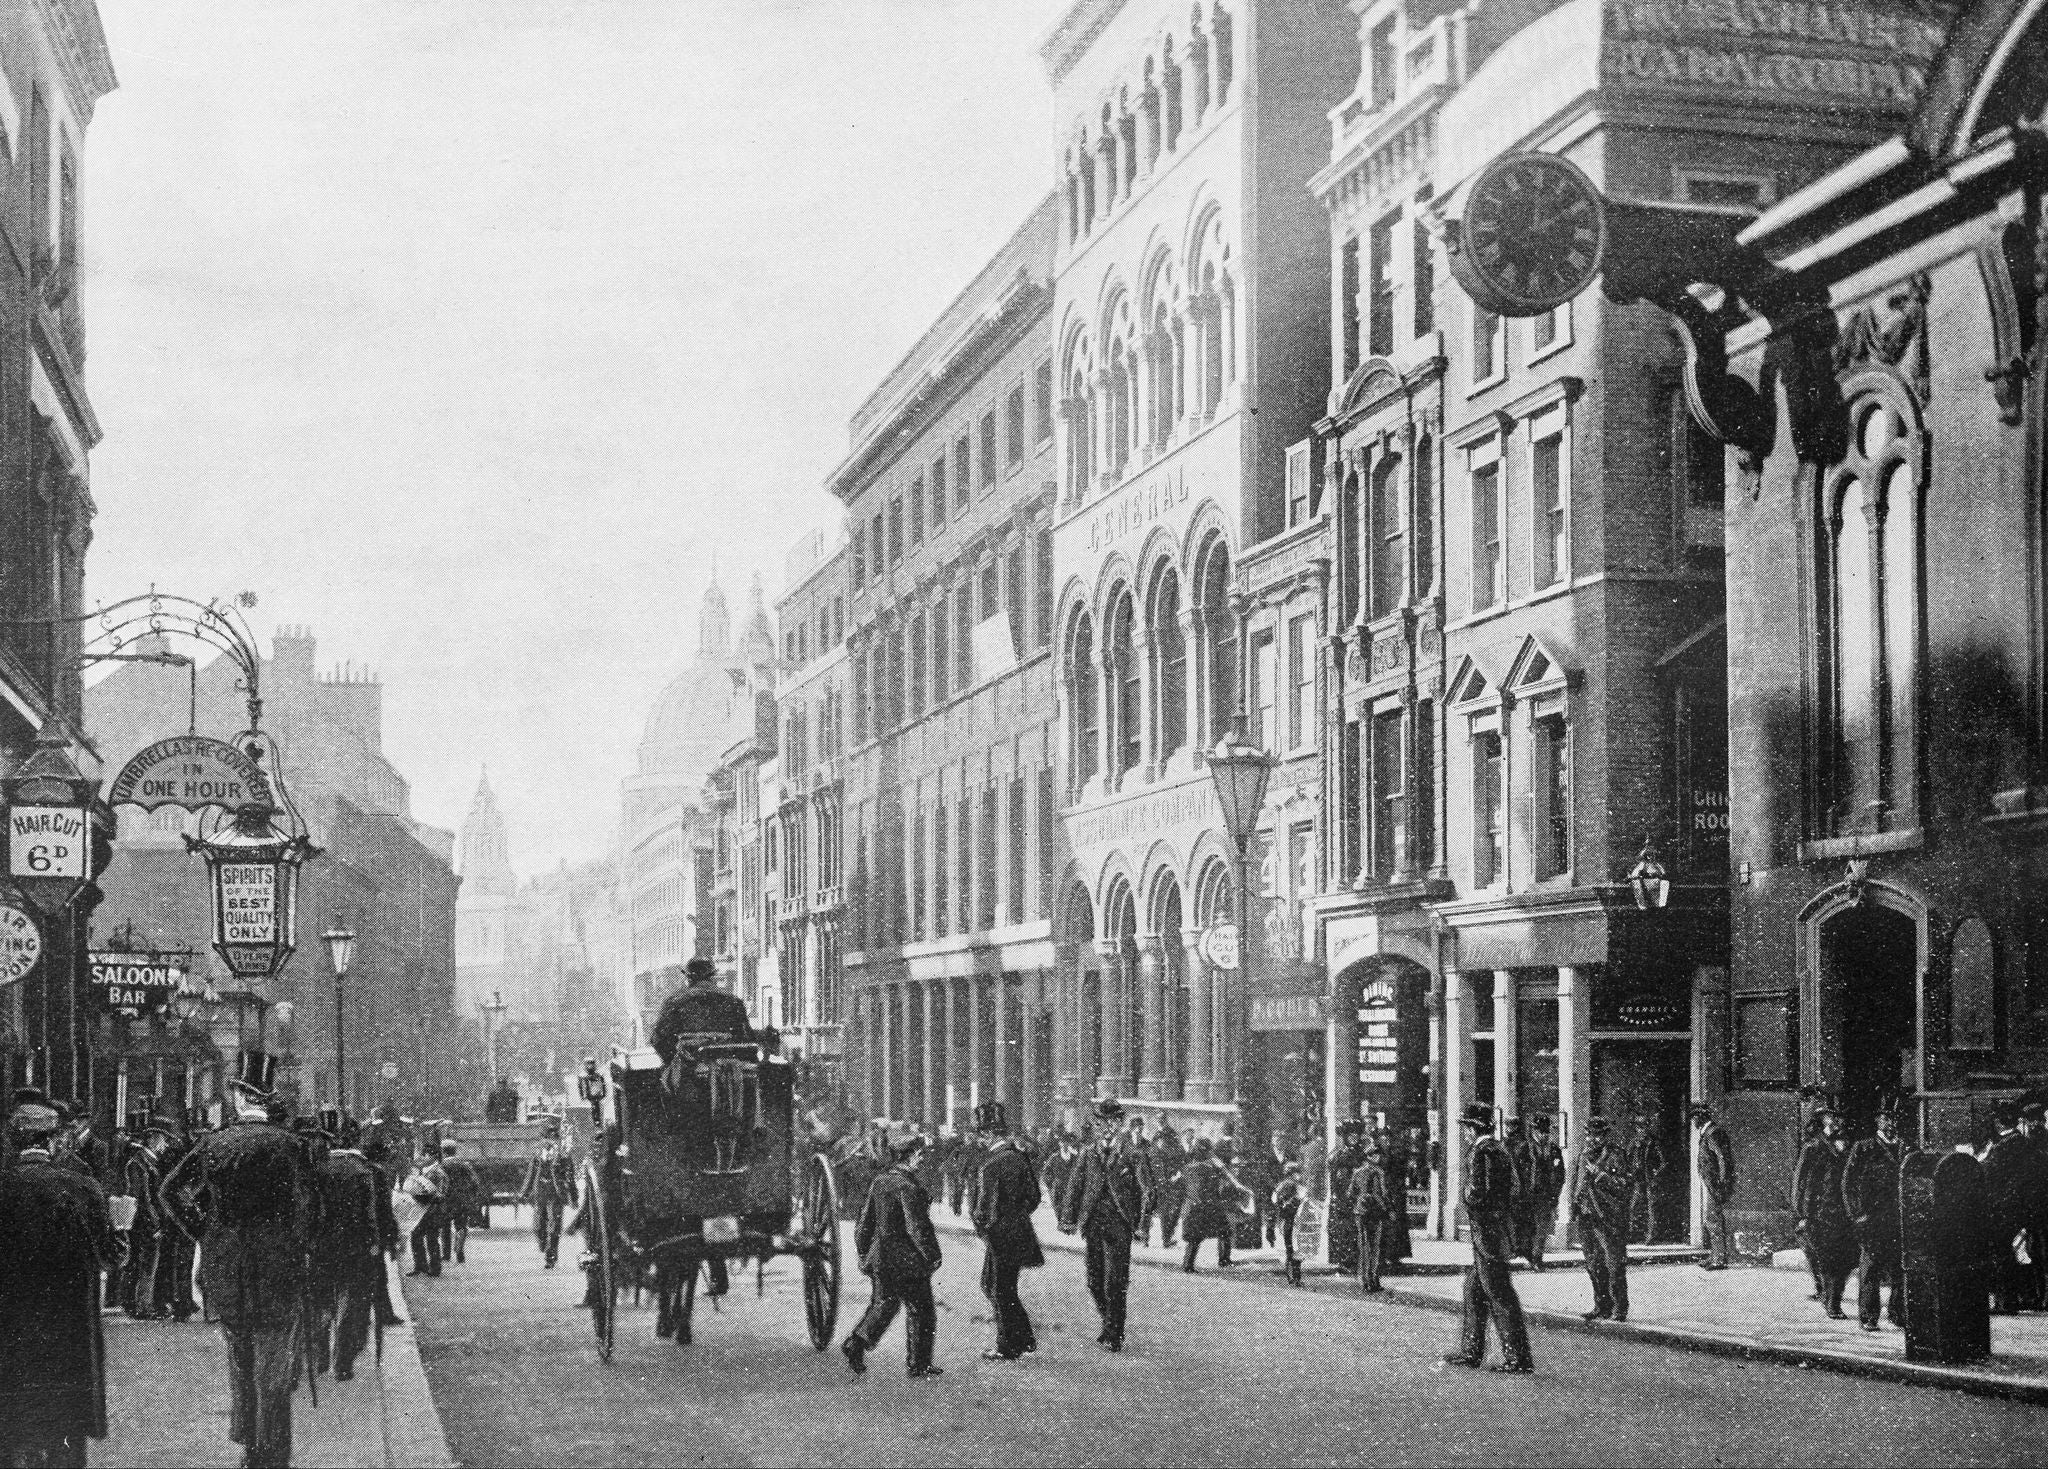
[122,1122,172,1319]
[970,1103,1042,1362]
[1523,1116,1565,1271]
[1502,1118,1539,1270]
[1791,1090,1830,1302]
[1347,1134,1394,1293]
[1690,1104,1736,1271]
[158,1054,318,1469]
[1174,1136,1234,1272]
[2017,1101,2048,1309]
[1039,1130,1079,1211]
[1570,1116,1634,1324]
[1271,1162,1307,1286]
[1439,1104,1533,1374]
[520,1115,577,1269]
[314,1119,394,1382]
[403,1152,446,1278]
[1379,1127,1415,1271]
[437,1141,482,1266]
[1627,1110,1670,1245]
[1842,1099,1907,1332]
[1325,1121,1364,1274]
[0,1098,122,1468]
[1984,1104,2036,1314]
[1058,1099,1149,1352]
[842,1132,944,1379]
[153,1118,199,1324]
[1792,1098,1857,1319]
[1151,1126,1187,1249]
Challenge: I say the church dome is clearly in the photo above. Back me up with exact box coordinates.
[633,574,769,790]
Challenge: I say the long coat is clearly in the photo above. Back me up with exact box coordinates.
[1060,1140,1149,1237]
[855,1164,942,1279]
[1695,1122,1737,1201]
[313,1150,386,1287]
[1792,1137,1857,1271]
[160,1120,317,1330]
[1842,1135,1906,1240]
[1176,1158,1235,1241]
[973,1143,1044,1274]
[0,1154,119,1441]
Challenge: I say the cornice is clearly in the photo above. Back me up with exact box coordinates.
[32,306,99,448]
[1039,0,1128,86]
[32,0,117,120]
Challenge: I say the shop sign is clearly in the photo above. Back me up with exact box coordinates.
[1249,993,1326,1032]
[213,861,289,977]
[6,805,88,881]
[1358,977,1401,1085]
[0,903,40,986]
[108,735,272,813]
[89,951,186,1018]
[1201,924,1240,972]
[1616,991,1688,1030]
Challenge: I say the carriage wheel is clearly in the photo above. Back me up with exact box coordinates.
[584,1165,618,1363]
[796,1153,842,1351]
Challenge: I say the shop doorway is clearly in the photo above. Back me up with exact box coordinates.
[1821,903,1918,1133]
[1591,1038,1690,1244]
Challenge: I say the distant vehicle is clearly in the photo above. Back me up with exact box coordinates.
[432,1108,594,1218]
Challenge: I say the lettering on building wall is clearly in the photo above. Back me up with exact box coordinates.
[1603,0,1942,108]
[1067,781,1215,855]
[1083,466,1192,555]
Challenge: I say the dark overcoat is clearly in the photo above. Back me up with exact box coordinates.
[313,1150,385,1287]
[973,1143,1044,1274]
[1176,1158,1235,1241]
[0,1155,119,1440]
[1792,1137,1857,1272]
[1059,1140,1149,1237]
[160,1121,316,1330]
[855,1164,942,1280]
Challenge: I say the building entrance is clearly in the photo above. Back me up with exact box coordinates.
[1821,904,1918,1134]
[1591,1038,1689,1244]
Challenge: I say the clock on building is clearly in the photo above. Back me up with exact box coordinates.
[1449,152,1606,316]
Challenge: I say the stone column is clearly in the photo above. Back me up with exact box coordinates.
[1135,627,1158,778]
[879,985,897,1120]
[1184,932,1213,1103]
[1020,981,1042,1130]
[1136,935,1168,1099]
[1556,965,1586,1250]
[948,977,971,1133]
[1493,970,1517,1121]
[921,979,942,1127]
[994,974,1014,1121]
[967,972,985,1118]
[1054,948,1079,1107]
[1096,937,1128,1098]
[1441,968,1465,1239]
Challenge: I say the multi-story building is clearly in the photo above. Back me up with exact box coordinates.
[1286,0,1940,1242]
[0,2,116,1106]
[771,530,848,1071]
[839,195,1064,1136]
[1043,0,1354,1138]
[88,629,460,1118]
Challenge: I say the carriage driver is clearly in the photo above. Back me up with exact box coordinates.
[652,959,752,1063]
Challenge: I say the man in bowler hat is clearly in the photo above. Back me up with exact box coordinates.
[970,1102,1042,1361]
[1843,1099,1907,1331]
[842,1132,944,1378]
[1571,1116,1633,1323]
[1440,1104,1533,1373]
[1059,1098,1150,1352]
[1793,1098,1857,1319]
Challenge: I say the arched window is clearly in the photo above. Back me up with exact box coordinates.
[1197,538,1237,744]
[1069,612,1098,796]
[1153,567,1187,761]
[1370,452,1405,619]
[1108,340,1132,472]
[1201,268,1223,414]
[1110,588,1141,778]
[1822,384,1922,835]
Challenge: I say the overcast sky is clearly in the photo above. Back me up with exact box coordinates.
[83,0,1068,872]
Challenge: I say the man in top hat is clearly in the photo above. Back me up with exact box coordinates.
[1325,1120,1365,1274]
[842,1131,944,1379]
[1521,1116,1565,1272]
[1441,1104,1533,1373]
[651,958,752,1063]
[0,1097,123,1467]
[1150,1124,1187,1251]
[1842,1099,1908,1332]
[1984,1102,2037,1313]
[158,1054,317,1468]
[122,1119,175,1320]
[1058,1098,1151,1352]
[1347,1131,1394,1293]
[1569,1117,1634,1325]
[312,1116,393,1383]
[1175,1136,1235,1273]
[1038,1130,1079,1212]
[969,1102,1042,1361]
[1792,1098,1857,1319]
[520,1114,578,1270]
[1690,1103,1736,1271]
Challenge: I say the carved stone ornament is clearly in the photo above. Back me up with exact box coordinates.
[1844,858,1871,908]
[1832,273,1931,405]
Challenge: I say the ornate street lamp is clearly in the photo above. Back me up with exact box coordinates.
[481,989,507,1085]
[1627,840,1670,911]
[3,723,101,916]
[1208,718,1274,1111]
[187,803,313,981]
[323,924,355,1112]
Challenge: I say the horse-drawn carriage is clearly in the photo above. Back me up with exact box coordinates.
[580,1038,842,1361]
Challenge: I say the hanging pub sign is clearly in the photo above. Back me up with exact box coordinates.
[0,902,41,986]
[108,735,272,813]
[1201,924,1241,972]
[187,803,310,981]
[89,950,188,1018]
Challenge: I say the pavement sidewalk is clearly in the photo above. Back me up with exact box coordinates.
[934,1204,2048,1404]
[98,1258,455,1469]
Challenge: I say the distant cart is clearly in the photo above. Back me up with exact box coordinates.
[581,1041,841,1362]
[436,1118,560,1221]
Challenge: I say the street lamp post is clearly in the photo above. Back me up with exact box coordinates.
[322,924,356,1113]
[1207,717,1275,1117]
[481,989,507,1085]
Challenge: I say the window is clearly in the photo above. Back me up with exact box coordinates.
[957,799,974,931]
[1369,16,1399,109]
[1034,360,1055,445]
[1156,570,1188,760]
[1038,767,1056,916]
[885,627,904,728]
[1071,615,1099,793]
[888,497,904,566]
[1472,305,1504,385]
[1532,301,1570,355]
[1214,4,1234,100]
[1251,630,1278,753]
[908,614,927,718]
[980,412,998,491]
[1008,779,1027,925]
[1007,546,1026,657]
[1288,613,1315,751]
[1372,708,1404,877]
[932,599,950,705]
[1111,591,1141,777]
[954,435,972,509]
[1368,210,1397,359]
[1286,440,1313,527]
[1340,235,1361,377]
[871,512,885,577]
[1007,385,1027,466]
[1822,389,1921,836]
[933,800,950,935]
[910,477,924,547]
[1674,169,1775,211]
[931,455,947,527]
[853,653,869,743]
[1411,204,1435,337]
[912,810,927,939]
[1474,727,1505,887]
[1532,418,1566,589]
[1470,446,1502,612]
[1413,699,1435,871]
[1535,713,1570,878]
[1413,436,1435,598]
[980,786,998,928]
[1034,527,1054,650]
[1370,454,1405,619]
[852,523,866,588]
[1200,543,1237,744]
[954,582,974,689]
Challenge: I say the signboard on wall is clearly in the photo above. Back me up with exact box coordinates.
[1357,977,1401,1085]
[0,903,40,986]
[89,951,187,1018]
[108,735,272,813]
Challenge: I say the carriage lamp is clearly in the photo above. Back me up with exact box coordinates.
[1628,840,1670,911]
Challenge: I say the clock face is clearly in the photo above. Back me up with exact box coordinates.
[1454,153,1605,316]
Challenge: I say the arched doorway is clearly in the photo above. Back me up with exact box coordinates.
[1819,901,1920,1131]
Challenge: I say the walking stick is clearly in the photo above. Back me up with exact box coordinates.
[302,1275,319,1408]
